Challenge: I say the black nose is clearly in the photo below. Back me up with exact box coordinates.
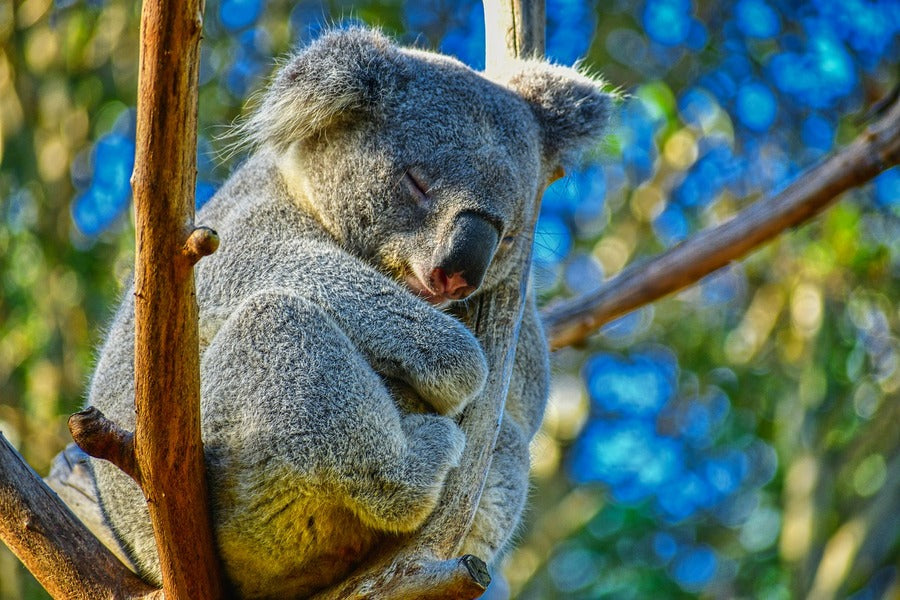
[430,211,500,299]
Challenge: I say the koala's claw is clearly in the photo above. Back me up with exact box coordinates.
[401,413,466,473]
[353,414,465,533]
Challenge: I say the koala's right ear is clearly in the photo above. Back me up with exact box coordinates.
[505,61,615,166]
[236,28,399,151]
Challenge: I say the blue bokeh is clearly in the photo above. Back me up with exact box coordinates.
[652,531,678,563]
[734,0,780,38]
[671,545,718,591]
[533,213,573,267]
[801,114,835,153]
[654,204,689,247]
[546,0,596,64]
[440,2,485,71]
[874,167,899,207]
[585,351,676,417]
[72,132,134,236]
[735,81,777,132]
[642,0,692,46]
[220,0,264,32]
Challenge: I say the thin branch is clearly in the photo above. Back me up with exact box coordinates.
[542,94,900,349]
[0,435,162,600]
[69,407,140,485]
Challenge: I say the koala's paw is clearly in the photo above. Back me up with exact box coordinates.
[360,414,465,533]
[402,413,466,474]
[409,326,488,416]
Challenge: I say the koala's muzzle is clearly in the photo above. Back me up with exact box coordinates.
[429,211,500,300]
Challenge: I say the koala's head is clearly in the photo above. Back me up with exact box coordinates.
[241,28,612,305]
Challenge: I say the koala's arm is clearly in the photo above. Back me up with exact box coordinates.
[461,290,549,561]
[254,239,489,416]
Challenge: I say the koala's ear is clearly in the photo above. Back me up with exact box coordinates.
[237,28,399,151]
[506,61,615,164]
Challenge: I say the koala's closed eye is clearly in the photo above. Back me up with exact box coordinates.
[402,169,430,205]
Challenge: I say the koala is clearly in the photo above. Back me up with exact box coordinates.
[86,28,611,599]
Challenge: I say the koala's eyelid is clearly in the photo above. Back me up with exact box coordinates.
[403,169,430,202]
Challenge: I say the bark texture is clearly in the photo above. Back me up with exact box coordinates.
[0,435,162,600]
[125,0,226,596]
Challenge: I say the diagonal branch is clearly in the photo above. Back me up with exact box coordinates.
[0,435,162,600]
[542,94,900,349]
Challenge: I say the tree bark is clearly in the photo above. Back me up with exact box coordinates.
[0,435,162,600]
[122,0,226,596]
[542,94,900,348]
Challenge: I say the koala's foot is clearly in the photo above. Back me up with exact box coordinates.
[346,413,465,533]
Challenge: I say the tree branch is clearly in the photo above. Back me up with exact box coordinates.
[542,94,900,349]
[106,0,226,597]
[69,407,140,485]
[0,435,162,600]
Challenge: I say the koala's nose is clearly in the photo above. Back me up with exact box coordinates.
[429,267,475,300]
[430,211,500,300]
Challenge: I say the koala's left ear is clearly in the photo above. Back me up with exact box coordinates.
[506,61,615,165]
[235,28,400,152]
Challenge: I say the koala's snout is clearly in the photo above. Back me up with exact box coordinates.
[429,211,500,300]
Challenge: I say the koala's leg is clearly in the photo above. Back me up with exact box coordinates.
[200,289,467,543]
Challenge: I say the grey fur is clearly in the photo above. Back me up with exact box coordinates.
[88,28,612,598]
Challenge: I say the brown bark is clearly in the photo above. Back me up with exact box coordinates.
[542,94,900,349]
[122,0,227,596]
[0,434,162,600]
[69,407,140,485]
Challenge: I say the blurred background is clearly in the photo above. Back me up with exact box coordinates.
[0,0,897,598]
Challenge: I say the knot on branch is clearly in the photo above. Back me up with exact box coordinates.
[68,408,141,486]
[182,226,220,265]
[459,554,491,589]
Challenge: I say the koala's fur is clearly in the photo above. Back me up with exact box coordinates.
[87,28,611,598]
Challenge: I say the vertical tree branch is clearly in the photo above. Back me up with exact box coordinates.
[420,0,546,555]
[127,0,225,596]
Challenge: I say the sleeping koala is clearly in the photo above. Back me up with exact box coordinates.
[87,28,611,598]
